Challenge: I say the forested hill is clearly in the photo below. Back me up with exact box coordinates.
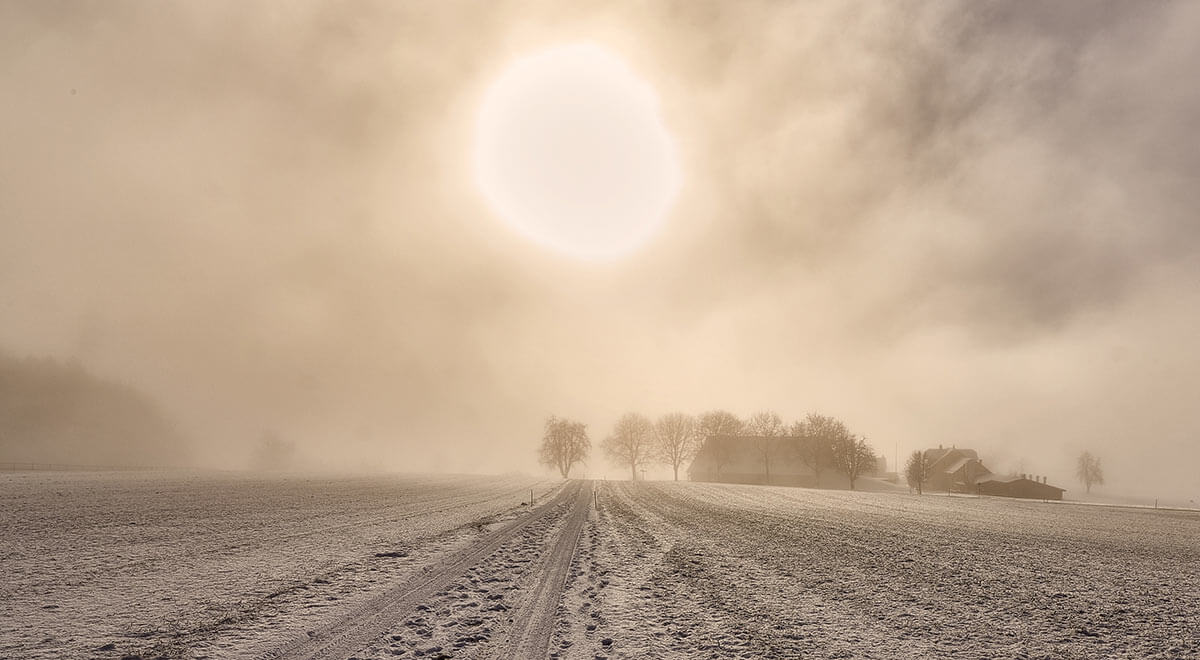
[0,353,190,466]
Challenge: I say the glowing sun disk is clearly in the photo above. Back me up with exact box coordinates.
[474,43,681,260]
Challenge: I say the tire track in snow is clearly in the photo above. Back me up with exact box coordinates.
[260,481,580,660]
[497,481,592,659]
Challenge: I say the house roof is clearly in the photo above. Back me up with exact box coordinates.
[977,474,1019,483]
[926,447,979,471]
[942,456,973,474]
[976,475,1066,492]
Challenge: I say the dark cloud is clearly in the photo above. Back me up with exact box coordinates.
[653,1,1200,343]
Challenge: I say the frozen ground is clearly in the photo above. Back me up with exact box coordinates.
[0,471,554,660]
[574,482,1200,659]
[2,474,1197,659]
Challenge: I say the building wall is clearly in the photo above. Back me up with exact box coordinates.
[977,479,1065,501]
[688,471,817,488]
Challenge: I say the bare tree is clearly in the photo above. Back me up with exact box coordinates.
[698,410,743,438]
[1076,451,1105,494]
[654,412,699,481]
[905,450,931,494]
[602,412,654,481]
[698,410,743,479]
[792,413,844,486]
[745,410,784,483]
[833,434,876,490]
[538,416,590,479]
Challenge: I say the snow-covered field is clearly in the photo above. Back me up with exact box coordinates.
[2,474,1197,659]
[0,471,554,659]
[579,482,1200,659]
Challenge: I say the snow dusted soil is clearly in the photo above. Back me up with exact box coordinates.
[3,474,1198,660]
[0,471,553,660]
[568,482,1200,659]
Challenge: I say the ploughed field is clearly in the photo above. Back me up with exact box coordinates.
[2,474,1196,659]
[588,482,1199,659]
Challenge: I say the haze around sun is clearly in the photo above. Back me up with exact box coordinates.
[474,43,681,260]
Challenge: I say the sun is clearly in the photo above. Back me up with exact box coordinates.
[474,43,681,260]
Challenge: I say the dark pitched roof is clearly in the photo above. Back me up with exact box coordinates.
[942,456,974,474]
[976,475,1066,493]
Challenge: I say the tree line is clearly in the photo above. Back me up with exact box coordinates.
[0,352,189,466]
[538,409,879,489]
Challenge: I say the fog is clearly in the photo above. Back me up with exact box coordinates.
[2,2,1198,498]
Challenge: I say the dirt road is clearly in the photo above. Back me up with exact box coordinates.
[264,480,593,660]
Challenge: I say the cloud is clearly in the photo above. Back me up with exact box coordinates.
[1,1,1197,496]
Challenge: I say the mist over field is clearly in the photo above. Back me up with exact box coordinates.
[3,1,1200,499]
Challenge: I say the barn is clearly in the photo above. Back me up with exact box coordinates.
[687,435,817,486]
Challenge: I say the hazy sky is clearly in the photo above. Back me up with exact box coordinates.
[3,2,1198,495]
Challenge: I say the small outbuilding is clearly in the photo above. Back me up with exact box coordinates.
[975,474,1066,501]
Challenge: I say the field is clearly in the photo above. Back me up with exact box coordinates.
[2,473,1197,659]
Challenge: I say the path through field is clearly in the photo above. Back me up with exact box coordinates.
[266,481,591,660]
[3,474,1197,659]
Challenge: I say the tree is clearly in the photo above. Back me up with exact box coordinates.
[792,413,844,486]
[0,352,191,467]
[602,412,654,480]
[745,410,784,482]
[538,416,590,479]
[1076,451,1105,494]
[833,434,876,490]
[697,410,743,479]
[905,450,931,494]
[698,410,743,438]
[653,412,699,481]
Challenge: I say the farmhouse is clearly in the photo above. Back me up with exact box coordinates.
[924,446,992,493]
[922,444,1066,500]
[687,435,817,486]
